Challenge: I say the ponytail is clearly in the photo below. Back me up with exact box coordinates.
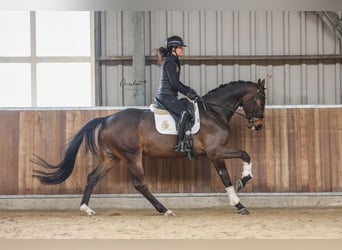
[155,47,168,66]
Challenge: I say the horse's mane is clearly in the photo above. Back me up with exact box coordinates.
[203,80,254,98]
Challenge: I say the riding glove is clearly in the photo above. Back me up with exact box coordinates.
[186,89,201,101]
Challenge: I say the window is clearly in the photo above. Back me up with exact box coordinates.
[36,63,91,107]
[0,64,31,107]
[0,12,30,56]
[36,12,91,57]
[0,11,94,107]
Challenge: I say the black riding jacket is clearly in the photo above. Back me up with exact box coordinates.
[157,54,191,97]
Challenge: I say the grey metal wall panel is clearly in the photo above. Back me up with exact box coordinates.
[98,11,342,106]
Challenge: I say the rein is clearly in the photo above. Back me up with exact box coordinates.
[204,101,246,118]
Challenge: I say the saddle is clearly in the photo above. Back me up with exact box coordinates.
[150,98,200,135]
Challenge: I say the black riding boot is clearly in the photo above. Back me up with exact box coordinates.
[174,111,191,153]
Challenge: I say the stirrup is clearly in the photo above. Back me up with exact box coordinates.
[174,141,192,152]
[175,142,192,160]
[174,141,186,152]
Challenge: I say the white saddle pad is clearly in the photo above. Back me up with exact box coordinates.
[150,102,200,135]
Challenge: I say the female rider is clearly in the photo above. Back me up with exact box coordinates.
[155,35,200,155]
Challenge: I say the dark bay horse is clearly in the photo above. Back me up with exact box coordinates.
[33,79,266,216]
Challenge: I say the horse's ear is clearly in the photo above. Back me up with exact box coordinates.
[261,79,265,87]
[258,79,265,89]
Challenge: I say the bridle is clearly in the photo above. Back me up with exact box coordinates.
[201,89,265,121]
[240,90,265,120]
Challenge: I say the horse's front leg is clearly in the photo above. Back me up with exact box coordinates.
[236,162,253,192]
[213,160,249,215]
[213,147,254,191]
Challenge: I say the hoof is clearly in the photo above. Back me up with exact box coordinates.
[80,204,96,216]
[238,207,250,215]
[164,210,175,216]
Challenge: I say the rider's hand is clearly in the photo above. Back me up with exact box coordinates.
[186,89,201,101]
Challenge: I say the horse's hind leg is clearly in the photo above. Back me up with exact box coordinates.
[80,159,118,216]
[213,160,249,215]
[128,159,173,216]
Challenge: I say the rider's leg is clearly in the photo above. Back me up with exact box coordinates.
[175,110,190,152]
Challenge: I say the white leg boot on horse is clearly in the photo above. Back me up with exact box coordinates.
[80,204,96,216]
[213,160,249,215]
[236,162,253,192]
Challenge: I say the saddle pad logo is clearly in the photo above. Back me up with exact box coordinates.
[161,121,170,129]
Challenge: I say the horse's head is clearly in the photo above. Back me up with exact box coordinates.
[240,79,266,131]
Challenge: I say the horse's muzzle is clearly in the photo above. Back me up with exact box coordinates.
[247,118,264,131]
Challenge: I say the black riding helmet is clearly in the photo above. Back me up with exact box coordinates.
[165,35,187,50]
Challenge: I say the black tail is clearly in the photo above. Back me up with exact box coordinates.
[32,117,107,185]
